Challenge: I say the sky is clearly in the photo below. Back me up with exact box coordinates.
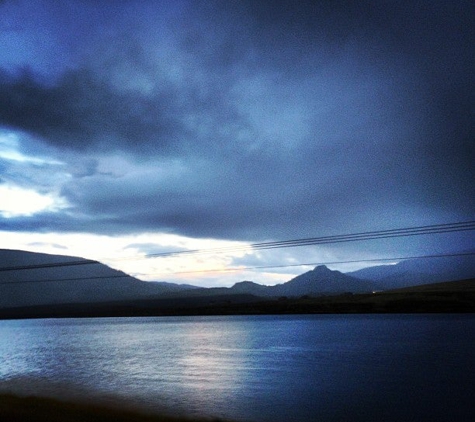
[0,0,473,287]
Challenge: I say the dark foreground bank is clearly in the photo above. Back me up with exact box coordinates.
[0,278,474,320]
[0,288,474,319]
[0,394,229,422]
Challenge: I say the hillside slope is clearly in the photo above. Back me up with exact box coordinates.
[348,253,475,290]
[0,249,196,308]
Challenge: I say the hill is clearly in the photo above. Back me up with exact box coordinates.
[273,265,377,295]
[197,265,379,297]
[1,249,474,318]
[348,253,475,289]
[0,249,197,308]
[386,277,475,293]
[0,249,383,313]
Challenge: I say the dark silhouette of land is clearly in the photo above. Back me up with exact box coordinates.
[1,249,474,319]
[1,278,473,319]
[0,394,230,422]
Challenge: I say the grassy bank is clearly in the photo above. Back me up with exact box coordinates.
[0,279,474,319]
[0,394,228,422]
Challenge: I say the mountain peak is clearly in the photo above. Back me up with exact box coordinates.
[279,264,376,295]
[230,281,269,295]
[312,265,332,272]
[233,281,258,287]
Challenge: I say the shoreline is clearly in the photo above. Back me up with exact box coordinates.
[0,288,474,320]
[0,393,230,422]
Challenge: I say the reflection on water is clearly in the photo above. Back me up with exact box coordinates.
[1,315,474,422]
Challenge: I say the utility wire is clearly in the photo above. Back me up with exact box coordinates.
[142,221,475,258]
[0,274,129,285]
[0,259,98,272]
[1,251,473,284]
[0,220,474,273]
[169,252,475,275]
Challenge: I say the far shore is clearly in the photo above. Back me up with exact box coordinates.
[0,279,474,320]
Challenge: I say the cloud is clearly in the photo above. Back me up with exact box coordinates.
[0,68,185,155]
[0,184,60,217]
[0,0,472,251]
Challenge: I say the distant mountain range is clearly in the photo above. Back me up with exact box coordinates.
[227,265,376,297]
[0,249,474,310]
[347,253,475,289]
[0,249,198,309]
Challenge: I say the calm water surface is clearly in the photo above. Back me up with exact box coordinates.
[0,314,474,422]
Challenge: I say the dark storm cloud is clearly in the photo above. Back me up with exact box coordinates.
[0,0,473,245]
[0,68,201,155]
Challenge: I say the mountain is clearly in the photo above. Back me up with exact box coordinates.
[151,281,201,293]
[3,249,474,314]
[227,266,379,297]
[0,249,197,308]
[230,281,271,296]
[0,249,383,311]
[386,278,475,293]
[272,265,378,296]
[348,253,475,290]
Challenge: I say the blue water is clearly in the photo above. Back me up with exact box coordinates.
[0,314,474,422]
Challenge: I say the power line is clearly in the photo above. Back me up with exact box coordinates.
[168,252,475,275]
[0,220,474,273]
[0,259,98,272]
[141,221,475,258]
[247,221,475,251]
[1,251,473,285]
[0,274,129,285]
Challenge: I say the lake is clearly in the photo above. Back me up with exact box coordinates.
[0,314,474,422]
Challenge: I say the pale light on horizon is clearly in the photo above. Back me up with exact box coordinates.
[0,229,395,288]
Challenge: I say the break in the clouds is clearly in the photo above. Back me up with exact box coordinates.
[0,1,473,253]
